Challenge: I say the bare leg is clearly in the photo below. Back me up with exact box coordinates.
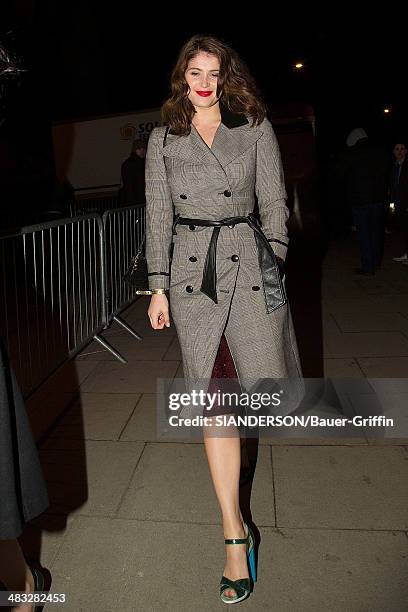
[0,540,34,612]
[203,425,248,599]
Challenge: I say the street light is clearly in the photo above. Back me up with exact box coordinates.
[383,107,391,114]
[294,62,304,70]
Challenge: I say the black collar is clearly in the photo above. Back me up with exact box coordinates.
[167,103,248,137]
[220,103,249,128]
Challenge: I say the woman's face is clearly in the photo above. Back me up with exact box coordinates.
[184,51,220,109]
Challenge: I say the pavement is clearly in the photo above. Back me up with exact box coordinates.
[22,229,408,611]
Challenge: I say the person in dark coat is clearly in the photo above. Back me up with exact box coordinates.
[118,138,147,206]
[0,341,50,606]
[390,142,408,264]
[336,128,389,274]
[0,41,50,609]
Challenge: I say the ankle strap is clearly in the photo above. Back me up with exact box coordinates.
[224,537,247,545]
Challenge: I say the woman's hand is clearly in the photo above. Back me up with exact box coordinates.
[148,294,170,329]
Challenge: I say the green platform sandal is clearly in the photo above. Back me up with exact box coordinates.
[219,523,257,605]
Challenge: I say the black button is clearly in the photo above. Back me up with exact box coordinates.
[252,285,260,291]
[231,254,239,262]
[189,256,197,262]
[180,194,187,199]
[186,285,193,293]
[224,190,232,197]
[188,224,196,231]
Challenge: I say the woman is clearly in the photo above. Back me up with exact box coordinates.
[146,34,303,604]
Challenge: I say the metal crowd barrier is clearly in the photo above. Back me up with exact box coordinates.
[70,190,120,217]
[0,206,145,398]
[0,215,104,396]
[102,205,145,318]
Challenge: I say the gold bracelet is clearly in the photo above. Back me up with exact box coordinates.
[151,288,167,295]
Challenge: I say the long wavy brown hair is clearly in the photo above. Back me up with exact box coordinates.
[162,34,266,135]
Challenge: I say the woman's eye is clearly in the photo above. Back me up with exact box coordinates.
[189,72,218,77]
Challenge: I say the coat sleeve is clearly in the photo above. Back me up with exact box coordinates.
[145,127,173,290]
[255,118,290,261]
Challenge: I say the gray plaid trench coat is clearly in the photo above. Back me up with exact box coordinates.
[145,106,304,415]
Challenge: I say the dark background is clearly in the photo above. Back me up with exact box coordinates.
[2,3,407,154]
[1,0,407,235]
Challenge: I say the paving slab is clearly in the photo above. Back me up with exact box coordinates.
[357,357,408,377]
[355,278,405,295]
[45,392,140,440]
[162,335,182,360]
[26,390,78,440]
[251,527,408,612]
[368,294,408,312]
[332,311,408,334]
[44,518,408,612]
[323,358,365,377]
[117,442,275,526]
[120,393,168,442]
[19,513,77,569]
[322,297,378,315]
[272,445,408,529]
[324,330,408,358]
[39,440,145,517]
[41,359,100,392]
[322,280,367,299]
[80,360,180,393]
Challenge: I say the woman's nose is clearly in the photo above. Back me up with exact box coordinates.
[200,74,210,88]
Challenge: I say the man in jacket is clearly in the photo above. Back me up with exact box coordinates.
[118,138,147,206]
[390,142,408,264]
[336,128,389,275]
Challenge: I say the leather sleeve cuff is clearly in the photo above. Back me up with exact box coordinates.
[148,273,170,290]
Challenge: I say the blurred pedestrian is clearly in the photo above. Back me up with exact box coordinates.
[390,142,408,264]
[336,128,389,275]
[118,138,146,206]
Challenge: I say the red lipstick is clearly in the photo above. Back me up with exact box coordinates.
[196,91,212,97]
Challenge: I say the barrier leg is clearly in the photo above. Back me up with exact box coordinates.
[112,315,143,341]
[92,333,127,363]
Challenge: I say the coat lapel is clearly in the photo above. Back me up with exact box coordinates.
[211,122,263,168]
[189,124,221,165]
[162,132,199,162]
[163,105,264,168]
[163,125,220,165]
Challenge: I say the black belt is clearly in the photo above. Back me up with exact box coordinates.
[172,213,286,313]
